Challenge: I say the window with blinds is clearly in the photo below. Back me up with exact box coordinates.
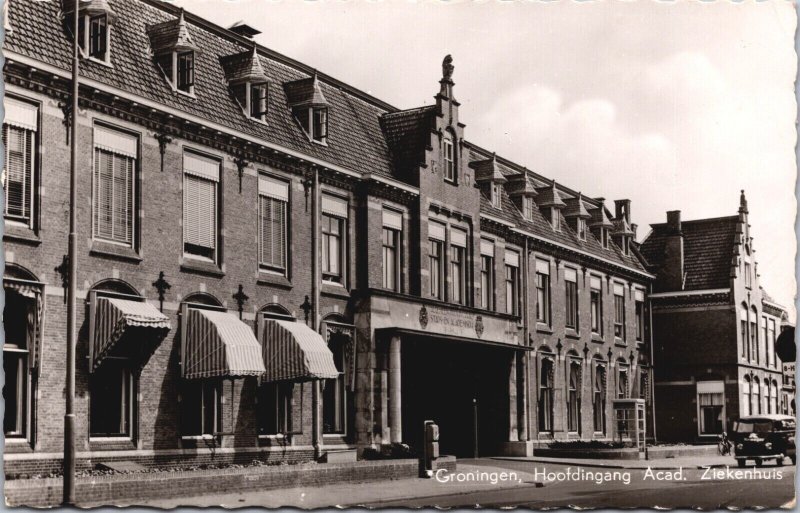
[183,151,220,261]
[93,125,137,246]
[3,98,37,226]
[258,175,288,274]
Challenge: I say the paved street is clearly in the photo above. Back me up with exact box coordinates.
[120,456,795,509]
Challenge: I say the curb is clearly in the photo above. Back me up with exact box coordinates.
[490,457,730,470]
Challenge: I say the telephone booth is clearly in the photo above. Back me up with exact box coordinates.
[612,398,646,456]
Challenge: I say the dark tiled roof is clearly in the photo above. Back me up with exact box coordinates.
[147,10,198,53]
[564,194,591,219]
[536,182,567,209]
[380,106,435,178]
[473,154,507,183]
[6,0,395,177]
[284,74,328,108]
[220,47,269,84]
[640,216,739,290]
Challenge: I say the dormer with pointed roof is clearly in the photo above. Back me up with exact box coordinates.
[589,198,615,249]
[506,169,538,221]
[285,73,329,144]
[62,0,118,63]
[472,153,506,209]
[611,199,635,255]
[564,193,592,241]
[221,46,272,122]
[536,181,566,231]
[148,9,199,95]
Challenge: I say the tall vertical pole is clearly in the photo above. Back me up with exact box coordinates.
[521,237,530,441]
[63,1,80,505]
[310,166,323,460]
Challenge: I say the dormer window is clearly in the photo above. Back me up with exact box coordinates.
[523,196,535,220]
[552,209,560,232]
[250,83,268,120]
[443,138,455,182]
[491,183,501,209]
[147,9,200,97]
[64,0,117,64]
[601,228,609,249]
[177,51,195,94]
[285,73,330,144]
[577,218,587,241]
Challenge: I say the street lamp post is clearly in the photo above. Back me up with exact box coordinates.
[63,0,80,505]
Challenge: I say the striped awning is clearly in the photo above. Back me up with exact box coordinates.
[261,319,339,382]
[183,309,266,379]
[92,297,171,372]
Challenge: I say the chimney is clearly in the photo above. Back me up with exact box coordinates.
[631,223,638,239]
[228,21,261,39]
[614,199,631,223]
[662,210,684,291]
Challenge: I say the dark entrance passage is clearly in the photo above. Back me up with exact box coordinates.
[401,336,513,458]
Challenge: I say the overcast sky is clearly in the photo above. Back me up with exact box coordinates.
[176,0,797,317]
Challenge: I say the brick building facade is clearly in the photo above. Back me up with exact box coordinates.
[3,0,654,474]
[640,193,788,443]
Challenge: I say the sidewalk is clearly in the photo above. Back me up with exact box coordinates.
[100,463,545,509]
[492,454,738,470]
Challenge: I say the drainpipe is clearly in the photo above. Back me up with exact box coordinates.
[522,237,531,441]
[311,166,323,460]
[648,282,657,443]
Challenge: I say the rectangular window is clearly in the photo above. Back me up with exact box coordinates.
[480,239,494,310]
[614,283,625,339]
[312,108,328,142]
[744,261,752,288]
[617,368,629,399]
[741,317,748,359]
[258,175,289,274]
[382,209,403,291]
[750,319,758,363]
[88,14,107,60]
[250,83,268,120]
[590,276,602,334]
[763,317,769,366]
[321,194,348,284]
[635,288,645,341]
[769,319,777,368]
[3,289,32,438]
[183,152,220,262]
[523,196,534,220]
[93,125,137,246]
[450,228,467,304]
[538,358,554,433]
[177,51,195,93]
[3,97,37,226]
[181,380,220,436]
[698,382,724,435]
[429,222,446,299]
[491,183,501,209]
[577,218,587,241]
[257,382,292,436]
[565,268,578,330]
[443,138,454,182]
[90,359,133,437]
[505,250,520,315]
[535,259,550,324]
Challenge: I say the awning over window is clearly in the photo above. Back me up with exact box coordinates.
[3,278,44,369]
[261,319,339,383]
[92,297,171,372]
[183,309,266,379]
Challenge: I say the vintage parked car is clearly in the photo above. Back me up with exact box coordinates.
[732,414,796,467]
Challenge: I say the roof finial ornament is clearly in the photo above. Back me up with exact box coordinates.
[442,54,454,81]
[739,189,748,213]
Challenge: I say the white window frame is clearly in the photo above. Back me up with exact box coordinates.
[382,208,403,291]
[3,97,38,228]
[443,137,455,182]
[696,381,725,437]
[92,124,138,248]
[182,150,220,263]
[321,194,348,285]
[258,174,289,275]
[505,250,520,315]
[590,275,602,335]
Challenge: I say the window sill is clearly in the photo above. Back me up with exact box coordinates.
[536,323,553,335]
[257,272,293,290]
[565,328,580,340]
[90,240,142,263]
[180,258,225,278]
[89,437,136,451]
[4,438,33,453]
[3,223,41,246]
[591,333,604,343]
[614,338,627,347]
[321,282,351,300]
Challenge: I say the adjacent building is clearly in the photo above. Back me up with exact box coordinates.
[2,0,654,475]
[640,193,788,443]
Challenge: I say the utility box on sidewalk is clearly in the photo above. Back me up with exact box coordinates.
[420,420,440,478]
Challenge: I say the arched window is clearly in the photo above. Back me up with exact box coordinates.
[771,379,779,414]
[752,377,761,415]
[593,359,607,433]
[182,292,223,307]
[323,329,350,435]
[538,356,554,433]
[566,357,582,433]
[617,359,629,399]
[256,304,295,436]
[742,376,751,416]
